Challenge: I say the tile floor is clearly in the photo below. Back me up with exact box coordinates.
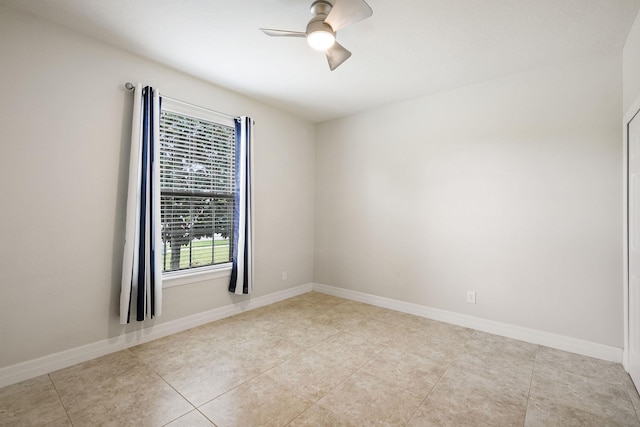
[1,292,640,426]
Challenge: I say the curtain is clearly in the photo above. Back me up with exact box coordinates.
[120,84,162,323]
[229,117,254,295]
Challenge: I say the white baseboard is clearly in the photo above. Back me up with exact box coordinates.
[312,283,623,363]
[1,281,622,389]
[0,283,313,389]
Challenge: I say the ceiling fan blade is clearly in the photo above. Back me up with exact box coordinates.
[260,28,306,38]
[324,0,373,31]
[325,42,352,71]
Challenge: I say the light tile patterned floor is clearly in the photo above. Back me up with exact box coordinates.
[1,292,640,426]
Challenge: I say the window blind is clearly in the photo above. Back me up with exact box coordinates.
[159,109,236,273]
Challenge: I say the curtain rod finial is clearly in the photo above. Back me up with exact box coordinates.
[125,82,135,91]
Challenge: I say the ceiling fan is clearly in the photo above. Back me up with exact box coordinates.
[260,0,373,71]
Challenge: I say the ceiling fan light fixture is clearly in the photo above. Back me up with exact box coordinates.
[307,30,335,50]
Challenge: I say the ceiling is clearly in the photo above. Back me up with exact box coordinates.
[2,0,639,122]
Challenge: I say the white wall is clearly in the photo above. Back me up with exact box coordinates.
[624,10,640,112]
[0,6,315,368]
[315,53,623,348]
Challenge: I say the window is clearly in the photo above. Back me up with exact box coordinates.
[159,99,236,275]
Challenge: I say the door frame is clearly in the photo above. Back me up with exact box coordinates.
[623,93,640,372]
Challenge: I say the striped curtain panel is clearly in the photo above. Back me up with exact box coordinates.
[229,117,254,295]
[120,84,163,323]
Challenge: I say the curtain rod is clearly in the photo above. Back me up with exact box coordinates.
[124,82,237,121]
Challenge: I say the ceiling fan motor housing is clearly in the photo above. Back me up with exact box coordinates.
[306,19,335,36]
[310,0,333,18]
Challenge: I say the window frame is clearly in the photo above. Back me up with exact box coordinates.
[159,97,236,287]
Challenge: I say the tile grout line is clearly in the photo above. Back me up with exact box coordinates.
[178,325,324,411]
[47,373,74,426]
[403,330,471,426]
[279,316,395,424]
[405,364,453,426]
[148,302,341,416]
[198,408,220,427]
[125,348,200,426]
[522,345,541,427]
[531,349,640,424]
[631,388,640,423]
[190,321,351,424]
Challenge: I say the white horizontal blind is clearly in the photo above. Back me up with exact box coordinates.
[159,107,236,273]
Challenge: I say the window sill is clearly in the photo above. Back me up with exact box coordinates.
[162,264,232,288]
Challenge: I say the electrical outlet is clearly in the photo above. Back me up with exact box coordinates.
[467,291,476,304]
[282,271,287,281]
